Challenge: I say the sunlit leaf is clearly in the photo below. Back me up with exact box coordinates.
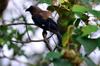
[89,10,100,18]
[0,38,4,45]
[82,25,98,36]
[39,0,51,4]
[60,0,65,3]
[48,5,70,15]
[72,5,88,13]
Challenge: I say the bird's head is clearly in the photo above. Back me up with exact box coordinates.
[26,6,33,12]
[25,5,52,20]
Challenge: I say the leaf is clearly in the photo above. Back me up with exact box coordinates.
[94,0,100,3]
[16,31,23,41]
[48,5,70,16]
[97,38,100,49]
[47,6,55,12]
[60,0,65,3]
[72,5,88,13]
[27,25,35,33]
[80,0,92,4]
[76,37,98,54]
[28,64,36,66]
[0,38,4,45]
[8,43,24,55]
[46,52,61,59]
[80,14,89,22]
[53,59,73,66]
[39,0,51,4]
[84,57,97,66]
[89,10,100,18]
[0,25,9,42]
[82,25,98,36]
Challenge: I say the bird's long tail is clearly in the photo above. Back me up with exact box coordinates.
[56,32,62,47]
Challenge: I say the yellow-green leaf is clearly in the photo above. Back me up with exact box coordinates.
[72,5,88,13]
[60,0,65,3]
[82,25,98,36]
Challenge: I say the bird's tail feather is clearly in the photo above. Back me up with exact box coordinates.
[57,32,62,47]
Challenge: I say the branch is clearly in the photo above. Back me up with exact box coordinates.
[0,54,33,65]
[11,33,54,43]
[0,22,54,43]
[42,30,52,51]
[23,17,31,41]
[0,23,35,26]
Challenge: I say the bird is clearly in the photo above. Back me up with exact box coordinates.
[26,6,62,48]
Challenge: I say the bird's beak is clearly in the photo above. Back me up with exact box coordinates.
[26,7,30,12]
[25,9,28,12]
[25,6,32,12]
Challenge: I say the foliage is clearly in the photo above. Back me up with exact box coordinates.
[0,0,100,66]
[38,0,51,4]
[40,0,100,66]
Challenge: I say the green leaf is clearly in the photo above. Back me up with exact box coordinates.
[8,43,24,55]
[80,14,89,22]
[0,25,9,43]
[97,38,100,49]
[46,52,61,59]
[89,10,100,18]
[76,37,98,54]
[94,0,100,3]
[85,57,97,66]
[59,18,70,27]
[60,0,65,3]
[82,25,98,36]
[72,5,88,13]
[16,31,23,41]
[27,25,35,33]
[47,6,55,12]
[28,64,36,66]
[53,59,73,66]
[48,6,70,16]
[80,0,92,4]
[0,25,7,31]
[0,38,4,45]
[39,0,51,4]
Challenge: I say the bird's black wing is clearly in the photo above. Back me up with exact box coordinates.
[32,15,62,47]
[32,15,58,31]
[32,15,47,29]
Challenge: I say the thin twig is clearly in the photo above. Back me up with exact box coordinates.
[44,38,52,51]
[0,54,33,65]
[0,23,35,26]
[11,33,54,43]
[42,30,52,51]
[0,22,54,43]
[23,17,31,41]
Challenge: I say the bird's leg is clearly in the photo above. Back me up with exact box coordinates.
[42,30,52,51]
